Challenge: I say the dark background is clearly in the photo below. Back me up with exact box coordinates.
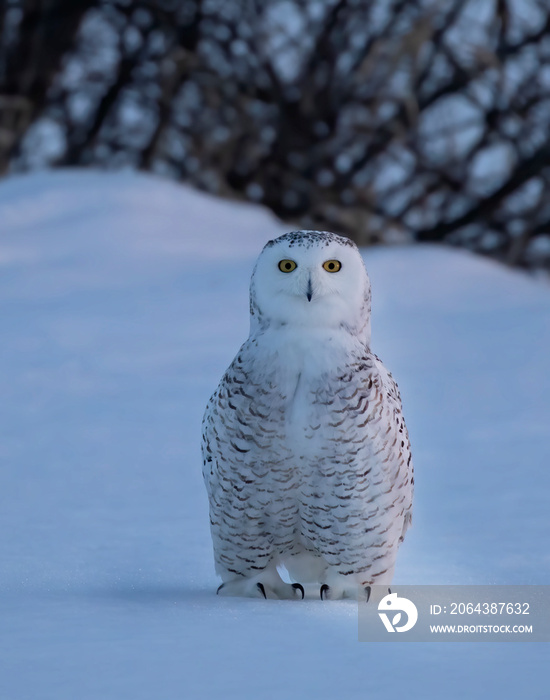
[2,0,550,271]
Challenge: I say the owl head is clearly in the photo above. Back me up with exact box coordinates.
[249,231,372,344]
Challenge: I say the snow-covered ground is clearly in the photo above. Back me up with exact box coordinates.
[0,170,548,699]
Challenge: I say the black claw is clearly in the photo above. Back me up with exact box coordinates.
[388,587,392,594]
[256,582,267,599]
[292,583,305,599]
[364,585,371,602]
[320,584,330,600]
[216,583,225,595]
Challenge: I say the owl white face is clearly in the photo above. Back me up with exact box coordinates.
[250,231,371,339]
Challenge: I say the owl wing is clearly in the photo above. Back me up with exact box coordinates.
[371,353,414,540]
[201,341,296,577]
[201,340,282,494]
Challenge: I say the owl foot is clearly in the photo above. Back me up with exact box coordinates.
[318,563,396,600]
[319,583,370,600]
[320,583,391,601]
[319,583,375,601]
[251,581,304,600]
[319,582,368,600]
[319,576,368,600]
[319,567,393,600]
[217,581,268,598]
[216,571,305,600]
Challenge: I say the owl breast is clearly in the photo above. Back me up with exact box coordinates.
[249,328,373,453]
[203,327,412,577]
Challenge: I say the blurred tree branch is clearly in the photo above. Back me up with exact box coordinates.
[0,0,95,171]
[2,0,550,271]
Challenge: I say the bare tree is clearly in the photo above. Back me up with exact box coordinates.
[4,0,550,271]
[0,0,95,172]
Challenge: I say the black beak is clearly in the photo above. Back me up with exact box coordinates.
[306,276,313,302]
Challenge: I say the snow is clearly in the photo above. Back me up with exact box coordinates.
[0,170,549,699]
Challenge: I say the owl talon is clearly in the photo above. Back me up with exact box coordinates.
[217,583,225,595]
[256,582,267,599]
[365,585,371,602]
[320,584,330,600]
[292,583,305,599]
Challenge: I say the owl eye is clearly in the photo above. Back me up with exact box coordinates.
[278,259,297,273]
[322,260,341,273]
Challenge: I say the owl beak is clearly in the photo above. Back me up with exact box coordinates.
[306,276,313,302]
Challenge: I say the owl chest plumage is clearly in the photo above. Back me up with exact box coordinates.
[211,332,372,462]
[202,330,411,557]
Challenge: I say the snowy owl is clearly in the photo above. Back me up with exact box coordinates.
[201,230,413,600]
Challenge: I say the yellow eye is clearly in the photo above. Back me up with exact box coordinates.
[278,259,297,273]
[322,260,341,273]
